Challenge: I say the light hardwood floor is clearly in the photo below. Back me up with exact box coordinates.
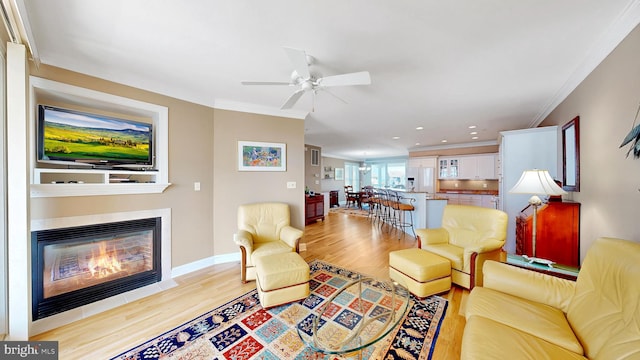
[30,210,468,359]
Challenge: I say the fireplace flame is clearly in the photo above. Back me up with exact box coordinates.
[87,241,122,278]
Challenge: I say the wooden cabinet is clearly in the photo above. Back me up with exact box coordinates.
[329,190,339,208]
[516,201,580,267]
[305,195,325,225]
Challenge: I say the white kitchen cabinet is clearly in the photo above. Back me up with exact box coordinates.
[476,154,498,179]
[482,195,498,209]
[458,194,483,206]
[438,193,497,208]
[439,154,497,180]
[436,193,459,204]
[458,157,477,179]
[408,156,437,168]
[438,158,459,179]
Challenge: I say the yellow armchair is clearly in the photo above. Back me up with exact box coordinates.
[233,202,303,283]
[416,204,507,289]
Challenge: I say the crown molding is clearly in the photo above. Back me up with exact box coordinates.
[213,98,308,120]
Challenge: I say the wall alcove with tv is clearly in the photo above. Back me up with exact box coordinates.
[29,76,171,198]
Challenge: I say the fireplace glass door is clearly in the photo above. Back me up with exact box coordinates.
[32,217,161,320]
[42,230,154,299]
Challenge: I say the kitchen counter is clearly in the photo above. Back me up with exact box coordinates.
[400,192,447,230]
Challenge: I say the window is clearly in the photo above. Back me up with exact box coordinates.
[368,160,407,188]
[387,162,406,189]
[371,163,385,187]
[311,149,320,166]
[344,162,360,189]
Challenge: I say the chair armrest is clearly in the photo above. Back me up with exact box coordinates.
[280,226,303,250]
[233,230,254,253]
[482,260,576,313]
[416,228,449,247]
[464,239,504,257]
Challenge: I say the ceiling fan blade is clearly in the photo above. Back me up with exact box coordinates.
[320,88,348,104]
[283,47,311,79]
[241,81,291,86]
[319,71,371,87]
[281,89,306,109]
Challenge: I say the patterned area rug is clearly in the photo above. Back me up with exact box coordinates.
[111,260,448,360]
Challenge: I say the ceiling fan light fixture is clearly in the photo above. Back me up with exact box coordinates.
[242,47,371,110]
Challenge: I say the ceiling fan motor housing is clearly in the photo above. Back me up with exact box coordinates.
[291,70,321,90]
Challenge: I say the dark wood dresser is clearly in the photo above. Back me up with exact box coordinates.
[305,194,325,225]
[515,200,581,267]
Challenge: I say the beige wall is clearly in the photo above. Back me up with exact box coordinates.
[320,156,346,201]
[28,64,304,268]
[540,24,640,260]
[212,109,305,256]
[304,144,322,193]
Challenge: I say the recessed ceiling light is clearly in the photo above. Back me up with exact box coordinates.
[469,125,477,129]
[392,136,400,140]
[470,131,478,135]
[472,136,479,140]
[441,139,447,143]
[416,126,424,130]
[415,142,420,146]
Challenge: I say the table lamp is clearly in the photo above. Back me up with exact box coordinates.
[509,169,567,263]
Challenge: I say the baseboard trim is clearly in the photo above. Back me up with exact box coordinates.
[171,252,240,278]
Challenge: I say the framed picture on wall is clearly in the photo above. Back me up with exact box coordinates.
[238,141,286,171]
[334,168,344,180]
[561,117,580,192]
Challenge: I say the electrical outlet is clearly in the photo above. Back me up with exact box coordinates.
[287,181,296,189]
[483,183,487,188]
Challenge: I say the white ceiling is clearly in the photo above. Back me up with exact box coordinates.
[15,0,640,160]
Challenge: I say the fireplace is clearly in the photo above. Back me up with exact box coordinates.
[31,217,162,320]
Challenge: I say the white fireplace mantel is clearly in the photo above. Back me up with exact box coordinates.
[29,208,175,335]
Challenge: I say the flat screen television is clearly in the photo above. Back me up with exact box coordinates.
[37,105,153,168]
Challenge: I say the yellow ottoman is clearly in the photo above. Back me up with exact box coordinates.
[254,252,310,308]
[389,248,451,298]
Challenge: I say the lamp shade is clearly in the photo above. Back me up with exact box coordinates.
[509,169,567,196]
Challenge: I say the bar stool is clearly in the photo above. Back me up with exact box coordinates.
[391,191,416,239]
[380,189,398,230]
[360,186,376,219]
[372,188,385,223]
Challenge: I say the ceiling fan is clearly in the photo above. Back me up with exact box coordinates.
[241,47,371,110]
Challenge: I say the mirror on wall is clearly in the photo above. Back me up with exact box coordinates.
[562,116,580,192]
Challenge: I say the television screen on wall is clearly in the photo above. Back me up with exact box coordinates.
[37,105,153,168]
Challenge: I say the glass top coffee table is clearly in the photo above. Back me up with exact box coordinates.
[297,275,410,358]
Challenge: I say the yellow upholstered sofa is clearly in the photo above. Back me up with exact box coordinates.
[233,202,303,283]
[462,237,640,360]
[415,205,508,289]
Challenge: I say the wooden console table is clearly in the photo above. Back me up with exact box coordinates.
[305,194,325,225]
